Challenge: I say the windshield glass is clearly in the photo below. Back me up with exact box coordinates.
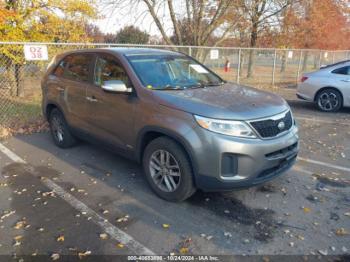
[126,54,224,90]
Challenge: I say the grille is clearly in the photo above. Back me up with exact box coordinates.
[250,111,293,138]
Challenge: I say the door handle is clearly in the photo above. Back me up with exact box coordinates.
[341,79,350,82]
[86,96,98,102]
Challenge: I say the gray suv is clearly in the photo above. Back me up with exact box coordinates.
[42,48,299,201]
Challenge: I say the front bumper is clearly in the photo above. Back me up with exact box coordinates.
[186,125,299,191]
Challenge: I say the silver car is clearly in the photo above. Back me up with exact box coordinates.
[42,48,299,201]
[297,60,350,112]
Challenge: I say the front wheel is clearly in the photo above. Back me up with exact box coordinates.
[316,88,342,112]
[142,137,196,202]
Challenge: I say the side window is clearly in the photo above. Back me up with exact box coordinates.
[332,66,350,75]
[94,55,131,87]
[63,54,92,82]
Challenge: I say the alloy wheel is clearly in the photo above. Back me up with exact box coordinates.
[149,149,181,192]
[317,91,339,111]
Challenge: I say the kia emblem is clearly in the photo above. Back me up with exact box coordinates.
[278,121,285,130]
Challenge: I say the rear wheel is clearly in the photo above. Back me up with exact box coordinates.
[316,88,342,112]
[49,108,77,148]
[142,137,196,202]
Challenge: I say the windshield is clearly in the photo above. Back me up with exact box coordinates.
[126,54,224,90]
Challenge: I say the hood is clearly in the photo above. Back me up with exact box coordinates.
[153,83,289,120]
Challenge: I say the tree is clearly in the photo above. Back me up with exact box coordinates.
[0,0,97,96]
[233,0,292,78]
[84,24,106,43]
[115,25,150,44]
[102,0,242,58]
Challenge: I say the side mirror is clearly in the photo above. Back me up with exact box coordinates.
[101,80,132,93]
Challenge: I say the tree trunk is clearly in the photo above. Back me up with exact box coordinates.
[247,23,258,78]
[11,63,24,97]
[9,62,17,97]
[302,51,309,72]
[313,53,318,69]
[280,50,287,73]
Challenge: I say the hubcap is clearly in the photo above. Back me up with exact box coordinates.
[51,116,64,142]
[149,150,181,192]
[318,91,339,111]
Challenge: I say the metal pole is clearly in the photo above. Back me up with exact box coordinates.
[332,52,335,63]
[318,51,322,68]
[189,46,192,56]
[296,50,303,83]
[272,49,277,86]
[236,49,241,84]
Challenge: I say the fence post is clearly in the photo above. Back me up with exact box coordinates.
[296,50,303,83]
[272,49,277,86]
[236,49,241,84]
[188,46,192,56]
[332,52,335,63]
[318,51,322,68]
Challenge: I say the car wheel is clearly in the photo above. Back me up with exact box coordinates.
[316,88,342,112]
[49,108,77,148]
[142,137,196,202]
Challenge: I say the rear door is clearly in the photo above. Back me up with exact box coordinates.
[49,53,94,130]
[331,66,350,105]
[85,52,136,150]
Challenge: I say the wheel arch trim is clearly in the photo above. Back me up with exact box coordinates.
[135,126,199,182]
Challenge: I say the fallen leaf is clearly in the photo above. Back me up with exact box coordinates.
[14,235,23,241]
[302,207,311,213]
[13,240,21,247]
[116,243,124,248]
[57,235,65,242]
[116,215,129,223]
[14,220,26,229]
[179,247,189,254]
[162,224,170,229]
[51,253,60,261]
[318,249,328,256]
[100,233,108,240]
[78,250,91,259]
[335,228,348,236]
[296,235,304,240]
[1,210,16,220]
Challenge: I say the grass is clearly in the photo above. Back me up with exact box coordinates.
[0,92,43,128]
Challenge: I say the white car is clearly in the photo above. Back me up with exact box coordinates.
[297,60,350,112]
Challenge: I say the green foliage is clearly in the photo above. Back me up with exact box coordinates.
[115,25,150,44]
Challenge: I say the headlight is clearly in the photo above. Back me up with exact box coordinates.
[194,115,256,138]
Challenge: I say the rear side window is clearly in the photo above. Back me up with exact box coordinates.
[94,54,131,87]
[332,66,350,75]
[53,54,92,82]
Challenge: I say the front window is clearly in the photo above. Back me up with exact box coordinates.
[94,54,131,87]
[126,54,224,90]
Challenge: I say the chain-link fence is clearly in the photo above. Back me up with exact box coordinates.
[1,42,349,130]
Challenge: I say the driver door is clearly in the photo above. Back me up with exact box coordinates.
[85,53,136,150]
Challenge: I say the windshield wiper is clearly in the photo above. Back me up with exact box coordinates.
[187,81,225,89]
[149,85,185,90]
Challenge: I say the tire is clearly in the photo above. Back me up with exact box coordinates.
[316,88,342,112]
[49,108,77,148]
[142,137,196,202]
